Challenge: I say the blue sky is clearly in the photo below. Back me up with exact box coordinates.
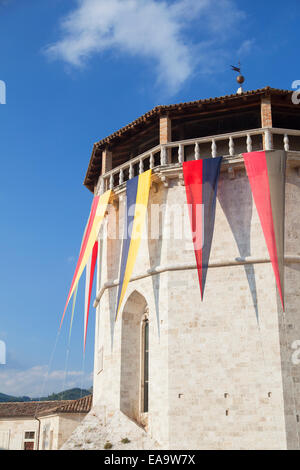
[0,0,299,396]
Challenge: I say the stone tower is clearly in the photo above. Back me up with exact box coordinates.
[71,87,300,450]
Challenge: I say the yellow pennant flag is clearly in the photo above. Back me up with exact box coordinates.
[60,189,112,328]
[115,170,152,320]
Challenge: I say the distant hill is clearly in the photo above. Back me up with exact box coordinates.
[37,388,91,402]
[0,388,91,403]
[0,393,31,403]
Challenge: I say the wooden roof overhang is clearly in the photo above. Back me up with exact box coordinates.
[84,87,293,191]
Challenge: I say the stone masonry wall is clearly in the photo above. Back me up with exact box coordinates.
[91,156,300,450]
[0,418,38,450]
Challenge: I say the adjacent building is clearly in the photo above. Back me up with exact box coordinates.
[0,395,92,450]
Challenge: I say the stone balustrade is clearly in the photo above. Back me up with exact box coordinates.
[96,127,300,194]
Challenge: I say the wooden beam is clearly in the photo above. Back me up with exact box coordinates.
[172,109,260,127]
[170,102,260,121]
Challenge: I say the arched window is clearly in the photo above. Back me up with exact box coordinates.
[120,291,148,424]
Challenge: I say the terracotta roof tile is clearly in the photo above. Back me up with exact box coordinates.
[84,87,293,190]
[0,395,92,418]
[93,87,291,149]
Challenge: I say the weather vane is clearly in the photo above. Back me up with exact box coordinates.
[231,61,245,94]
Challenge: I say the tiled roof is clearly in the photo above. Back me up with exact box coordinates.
[93,87,290,150]
[39,394,92,416]
[0,395,92,418]
[84,86,292,190]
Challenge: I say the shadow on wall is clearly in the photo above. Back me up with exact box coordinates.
[106,202,122,350]
[218,173,259,324]
[278,170,300,449]
[147,183,168,340]
[276,263,300,450]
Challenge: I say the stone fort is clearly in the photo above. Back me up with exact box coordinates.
[64,87,300,450]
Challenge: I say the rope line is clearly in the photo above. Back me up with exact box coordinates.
[34,327,62,419]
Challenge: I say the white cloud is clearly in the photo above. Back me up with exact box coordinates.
[45,0,246,94]
[0,365,92,397]
[237,39,255,57]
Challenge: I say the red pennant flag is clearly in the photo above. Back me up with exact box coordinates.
[84,241,98,352]
[60,190,111,329]
[183,157,222,300]
[60,196,99,328]
[243,150,286,310]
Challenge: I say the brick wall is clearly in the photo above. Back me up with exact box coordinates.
[261,96,273,128]
[159,116,171,145]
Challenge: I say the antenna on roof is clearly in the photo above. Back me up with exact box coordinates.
[230,61,245,95]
